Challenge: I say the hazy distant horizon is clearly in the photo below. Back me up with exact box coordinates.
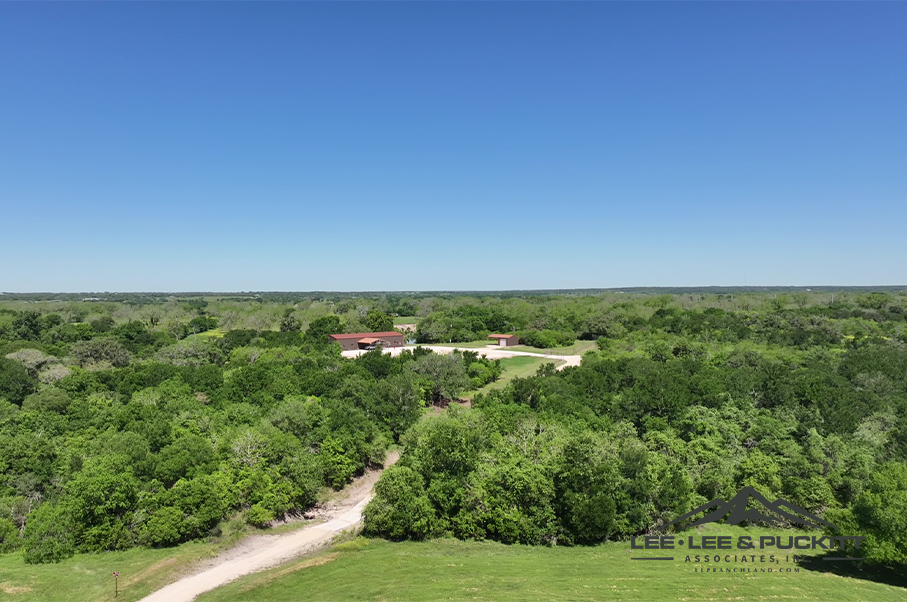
[3,285,905,297]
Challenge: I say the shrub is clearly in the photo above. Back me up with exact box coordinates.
[827,462,907,564]
[245,504,274,527]
[22,388,71,414]
[23,504,75,564]
[141,506,184,547]
[38,363,72,384]
[322,437,358,488]
[4,348,56,376]
[364,466,436,540]
[0,517,21,553]
[155,339,224,367]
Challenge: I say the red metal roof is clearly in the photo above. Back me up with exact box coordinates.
[488,334,518,339]
[329,331,402,340]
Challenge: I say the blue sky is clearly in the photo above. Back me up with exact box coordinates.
[1,3,905,292]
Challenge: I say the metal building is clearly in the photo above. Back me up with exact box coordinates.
[329,331,405,351]
[488,334,520,347]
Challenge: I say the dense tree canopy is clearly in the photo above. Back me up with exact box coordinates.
[0,290,905,565]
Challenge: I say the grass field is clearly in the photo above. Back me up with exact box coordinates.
[197,526,907,602]
[393,316,419,325]
[189,328,226,339]
[0,540,220,602]
[2,524,903,602]
[508,339,600,356]
[465,355,564,399]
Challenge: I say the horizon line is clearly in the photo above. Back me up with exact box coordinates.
[2,285,906,296]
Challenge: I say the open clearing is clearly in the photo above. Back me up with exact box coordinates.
[508,339,600,356]
[188,328,226,339]
[342,344,582,371]
[392,316,419,325]
[0,540,220,602]
[465,355,564,399]
[197,525,907,602]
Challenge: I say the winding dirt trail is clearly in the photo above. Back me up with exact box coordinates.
[139,453,398,602]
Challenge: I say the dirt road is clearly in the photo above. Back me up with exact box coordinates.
[139,454,397,602]
[139,346,580,602]
[342,344,583,370]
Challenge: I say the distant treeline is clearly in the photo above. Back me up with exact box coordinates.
[3,286,905,304]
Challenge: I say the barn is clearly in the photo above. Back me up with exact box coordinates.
[488,334,520,347]
[328,331,405,351]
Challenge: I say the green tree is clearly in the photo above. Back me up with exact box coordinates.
[409,353,470,402]
[23,503,75,564]
[140,506,184,547]
[71,337,131,368]
[0,517,21,553]
[4,348,57,377]
[12,311,43,340]
[321,436,358,488]
[305,315,343,345]
[465,454,558,545]
[22,387,71,413]
[736,450,783,499]
[64,457,140,552]
[155,434,217,486]
[364,465,436,540]
[827,462,907,564]
[555,433,619,544]
[0,358,37,405]
[364,311,394,333]
[90,316,116,333]
[279,313,302,332]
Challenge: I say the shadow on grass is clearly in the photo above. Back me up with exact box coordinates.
[798,553,907,589]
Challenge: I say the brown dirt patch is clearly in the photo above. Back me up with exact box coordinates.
[429,399,471,412]
[0,582,33,595]
[272,552,339,579]
[124,557,181,587]
[239,553,339,593]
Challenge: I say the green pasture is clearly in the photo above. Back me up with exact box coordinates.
[197,527,907,602]
[0,540,218,602]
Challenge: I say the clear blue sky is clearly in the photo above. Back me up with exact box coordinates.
[1,3,905,292]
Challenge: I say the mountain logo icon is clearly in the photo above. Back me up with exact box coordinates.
[659,486,838,531]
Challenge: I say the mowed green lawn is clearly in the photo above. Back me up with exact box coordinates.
[3,526,903,602]
[508,339,600,356]
[393,316,419,325]
[0,540,219,602]
[197,528,907,602]
[466,355,564,399]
